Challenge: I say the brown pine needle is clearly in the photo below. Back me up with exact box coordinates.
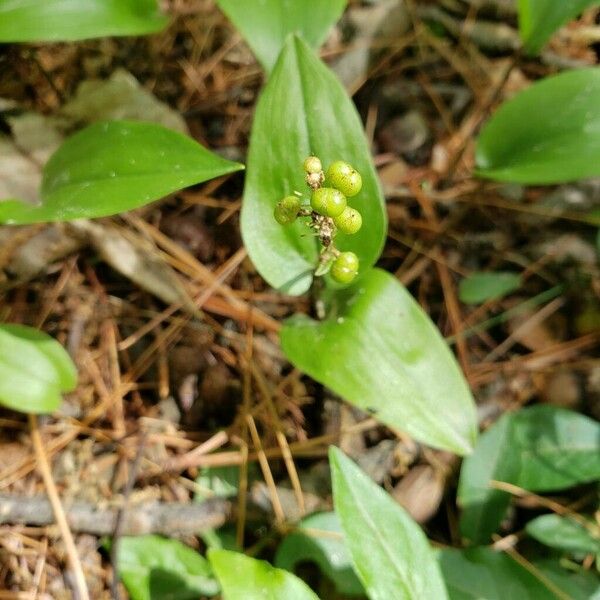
[29,415,89,600]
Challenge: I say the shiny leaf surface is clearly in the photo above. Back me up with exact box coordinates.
[476,68,600,184]
[118,535,218,600]
[281,269,477,454]
[0,121,243,224]
[330,447,448,600]
[208,549,319,600]
[0,324,77,413]
[215,0,347,73]
[241,36,386,295]
[0,0,168,42]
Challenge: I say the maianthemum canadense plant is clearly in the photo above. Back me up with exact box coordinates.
[1,0,600,598]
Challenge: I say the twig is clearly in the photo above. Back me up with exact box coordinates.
[0,494,230,536]
[29,415,90,600]
[163,430,229,472]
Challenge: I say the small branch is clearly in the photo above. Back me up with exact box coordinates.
[0,494,231,536]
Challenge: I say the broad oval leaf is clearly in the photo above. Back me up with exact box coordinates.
[329,447,449,600]
[117,535,219,600]
[0,0,168,43]
[458,405,600,544]
[439,547,562,600]
[0,324,77,414]
[459,271,521,305]
[275,511,364,596]
[0,120,243,224]
[526,514,600,555]
[281,268,477,455]
[215,0,347,74]
[476,68,600,184]
[208,549,319,600]
[512,404,600,490]
[518,0,600,55]
[241,35,386,296]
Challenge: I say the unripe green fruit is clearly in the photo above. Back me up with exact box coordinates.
[274,195,301,225]
[334,207,362,235]
[303,156,322,174]
[331,251,359,284]
[327,161,362,197]
[310,187,347,218]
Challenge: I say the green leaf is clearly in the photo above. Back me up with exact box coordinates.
[241,35,386,296]
[215,0,347,74]
[476,68,600,184]
[329,447,448,600]
[457,412,519,545]
[0,121,243,225]
[281,268,477,455]
[512,405,600,491]
[275,511,364,596]
[438,547,560,599]
[458,405,600,544]
[459,271,521,305]
[533,560,600,600]
[195,465,240,502]
[0,0,168,42]
[526,514,600,555]
[208,549,319,600]
[0,324,77,414]
[518,0,600,55]
[117,535,219,600]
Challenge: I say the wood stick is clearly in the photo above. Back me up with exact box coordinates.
[0,494,231,537]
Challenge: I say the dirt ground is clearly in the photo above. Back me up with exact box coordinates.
[0,0,599,598]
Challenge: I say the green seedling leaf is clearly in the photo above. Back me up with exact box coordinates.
[0,324,77,413]
[329,447,448,600]
[241,35,386,296]
[518,0,600,55]
[0,120,243,224]
[281,268,477,454]
[0,0,168,42]
[476,68,600,184]
[215,0,347,74]
[195,465,240,502]
[526,514,600,555]
[117,535,219,600]
[533,559,600,600]
[275,511,364,596]
[456,412,519,545]
[511,405,600,490]
[458,405,600,544]
[459,271,521,305]
[208,549,319,600]
[438,547,562,599]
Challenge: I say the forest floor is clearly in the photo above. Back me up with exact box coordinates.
[0,0,599,598]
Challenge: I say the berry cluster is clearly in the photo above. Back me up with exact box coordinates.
[273,156,364,284]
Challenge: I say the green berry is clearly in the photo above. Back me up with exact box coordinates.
[310,187,347,218]
[334,207,362,235]
[303,156,322,174]
[327,161,362,197]
[331,251,359,284]
[274,195,300,225]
